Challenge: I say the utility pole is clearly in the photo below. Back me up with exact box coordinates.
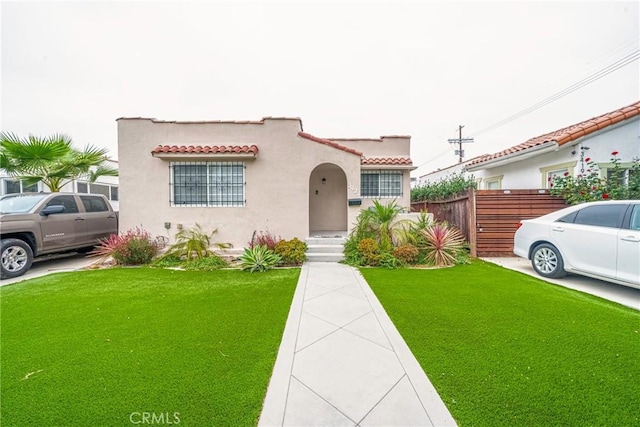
[448,125,474,163]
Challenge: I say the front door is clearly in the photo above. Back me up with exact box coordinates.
[309,164,347,234]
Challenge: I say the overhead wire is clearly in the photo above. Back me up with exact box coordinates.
[469,48,639,137]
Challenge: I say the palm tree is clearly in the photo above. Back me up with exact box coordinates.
[353,200,411,252]
[0,132,118,192]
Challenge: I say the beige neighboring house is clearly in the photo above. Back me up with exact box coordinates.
[117,116,415,247]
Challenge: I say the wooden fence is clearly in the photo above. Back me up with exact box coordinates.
[411,189,568,257]
[410,188,476,257]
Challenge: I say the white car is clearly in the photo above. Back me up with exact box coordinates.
[514,200,640,289]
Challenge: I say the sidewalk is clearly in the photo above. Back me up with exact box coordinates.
[259,262,456,427]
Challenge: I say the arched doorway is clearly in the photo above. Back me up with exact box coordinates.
[309,164,347,235]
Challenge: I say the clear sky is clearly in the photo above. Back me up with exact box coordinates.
[2,1,638,177]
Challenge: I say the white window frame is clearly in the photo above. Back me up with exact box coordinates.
[540,161,576,189]
[360,170,403,198]
[484,175,503,190]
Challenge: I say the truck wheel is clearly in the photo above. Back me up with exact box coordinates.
[1,239,34,279]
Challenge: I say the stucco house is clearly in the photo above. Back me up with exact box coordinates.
[117,116,415,248]
[418,102,640,191]
[466,101,640,189]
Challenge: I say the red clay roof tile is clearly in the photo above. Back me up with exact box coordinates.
[151,145,259,155]
[361,157,413,165]
[469,101,640,166]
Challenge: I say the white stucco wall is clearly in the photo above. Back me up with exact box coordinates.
[117,117,413,248]
[470,118,639,189]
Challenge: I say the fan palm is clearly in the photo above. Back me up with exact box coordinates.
[0,132,118,192]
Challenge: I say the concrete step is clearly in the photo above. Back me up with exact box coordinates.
[305,237,346,246]
[306,253,345,263]
[306,244,344,254]
[305,236,346,263]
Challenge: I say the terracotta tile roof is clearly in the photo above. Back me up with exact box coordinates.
[297,132,363,156]
[469,101,640,166]
[361,157,413,166]
[151,145,259,155]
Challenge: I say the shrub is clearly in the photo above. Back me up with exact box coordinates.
[161,224,231,261]
[379,252,401,269]
[91,227,158,266]
[248,230,282,251]
[240,245,282,272]
[274,238,307,266]
[420,223,466,267]
[550,152,640,204]
[393,244,419,264]
[358,238,381,266]
[411,171,476,202]
[183,255,228,271]
[343,236,364,266]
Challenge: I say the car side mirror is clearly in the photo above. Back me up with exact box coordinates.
[40,205,66,216]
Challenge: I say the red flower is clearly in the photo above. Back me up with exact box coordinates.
[563,171,569,176]
[602,193,610,199]
[547,176,551,181]
[611,151,619,156]
[592,186,597,190]
[550,183,554,188]
[584,157,591,163]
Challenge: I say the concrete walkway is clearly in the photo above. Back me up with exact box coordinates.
[259,262,456,427]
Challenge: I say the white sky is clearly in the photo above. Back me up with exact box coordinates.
[2,1,638,177]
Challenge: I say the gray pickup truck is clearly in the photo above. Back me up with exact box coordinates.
[0,192,118,279]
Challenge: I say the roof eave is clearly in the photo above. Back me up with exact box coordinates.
[361,164,416,171]
[152,152,258,160]
[466,141,558,172]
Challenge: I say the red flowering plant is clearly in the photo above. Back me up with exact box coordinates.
[550,151,640,205]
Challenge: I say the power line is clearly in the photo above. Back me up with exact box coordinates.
[470,49,639,137]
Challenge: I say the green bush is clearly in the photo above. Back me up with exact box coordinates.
[240,245,282,273]
[274,238,307,266]
[183,255,228,271]
[411,171,476,202]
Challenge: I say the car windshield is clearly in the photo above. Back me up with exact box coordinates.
[0,194,48,214]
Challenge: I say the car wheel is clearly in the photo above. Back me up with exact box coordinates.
[1,238,34,279]
[531,243,566,278]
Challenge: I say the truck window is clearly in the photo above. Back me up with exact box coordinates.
[45,195,79,214]
[80,195,108,212]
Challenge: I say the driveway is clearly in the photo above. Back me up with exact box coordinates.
[483,257,640,311]
[0,252,96,287]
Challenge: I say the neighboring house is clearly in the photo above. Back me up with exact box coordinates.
[0,160,120,211]
[420,101,639,191]
[417,155,485,187]
[117,116,415,248]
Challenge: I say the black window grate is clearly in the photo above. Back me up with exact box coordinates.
[170,162,245,207]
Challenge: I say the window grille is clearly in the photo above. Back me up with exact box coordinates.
[170,161,245,207]
[361,170,402,197]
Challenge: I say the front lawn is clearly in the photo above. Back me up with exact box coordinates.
[361,261,640,427]
[1,268,299,426]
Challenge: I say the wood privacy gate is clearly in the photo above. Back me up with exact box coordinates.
[411,189,568,257]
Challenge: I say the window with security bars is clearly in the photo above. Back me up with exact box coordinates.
[361,170,403,197]
[170,162,245,207]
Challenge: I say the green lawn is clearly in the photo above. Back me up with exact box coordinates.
[361,261,640,427]
[1,268,299,427]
